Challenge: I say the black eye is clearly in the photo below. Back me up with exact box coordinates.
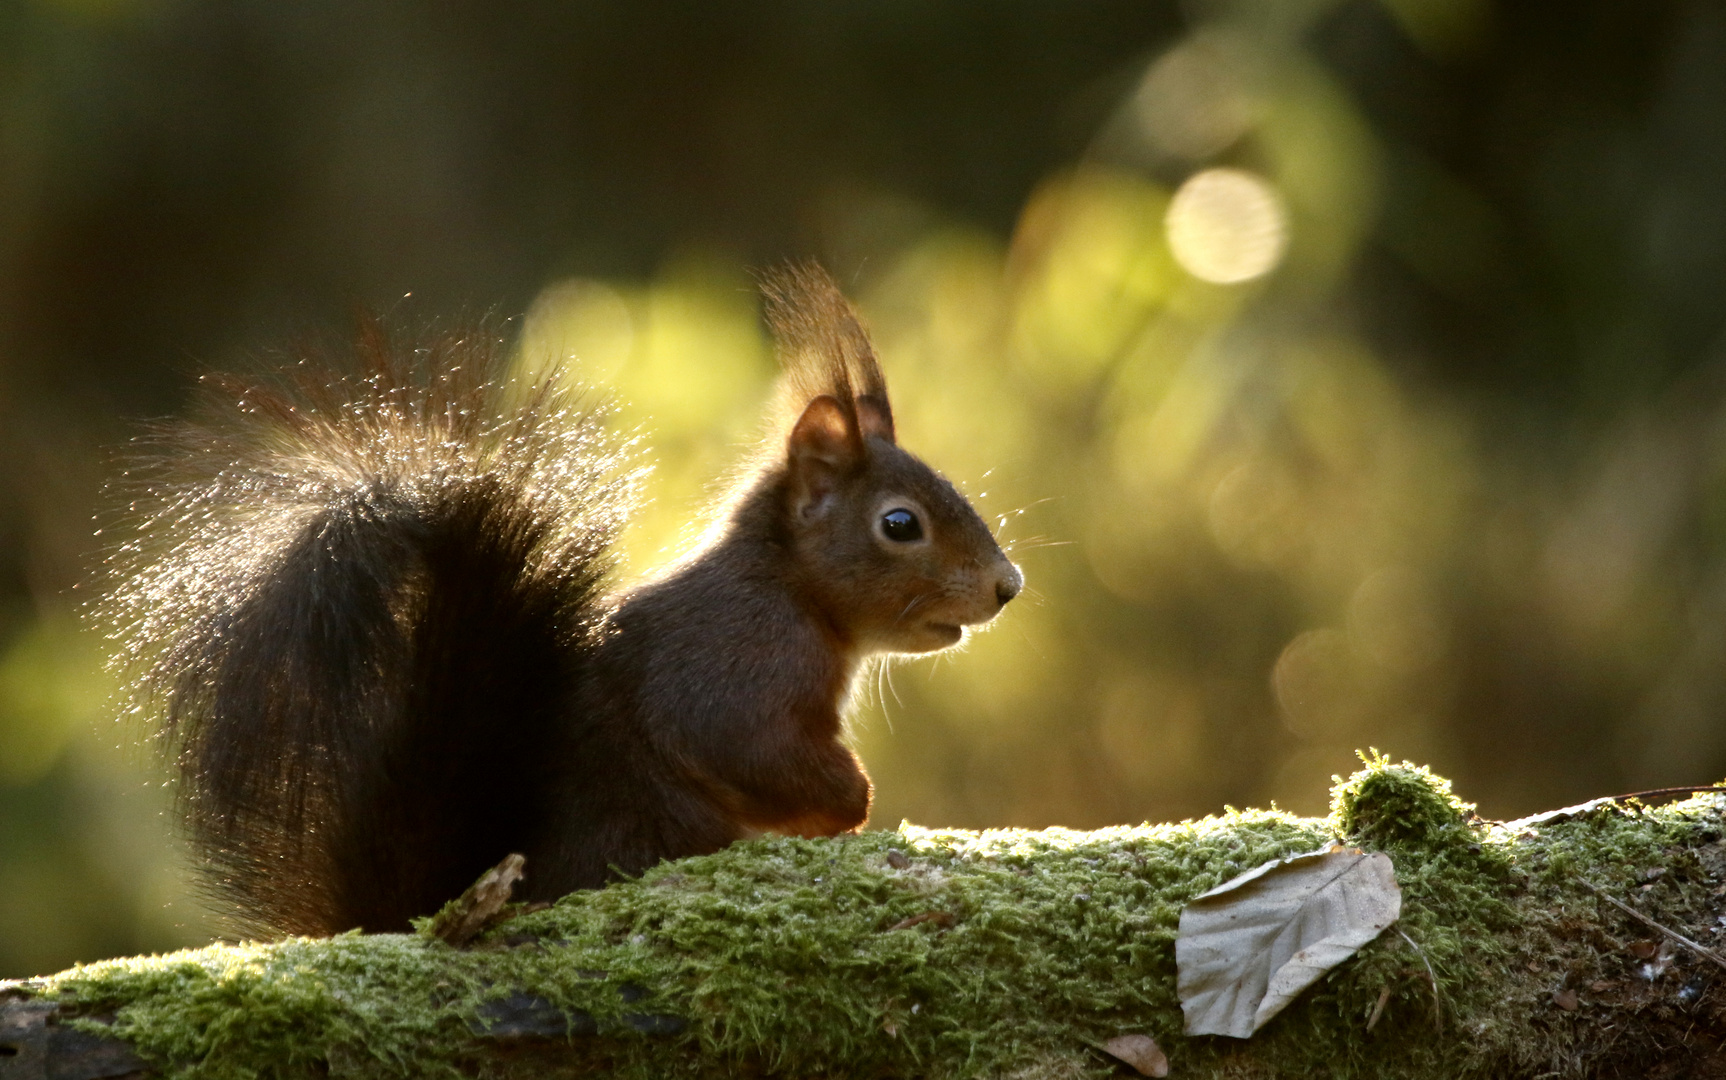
[881,508,923,542]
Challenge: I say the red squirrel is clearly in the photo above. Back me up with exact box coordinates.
[103,265,1022,937]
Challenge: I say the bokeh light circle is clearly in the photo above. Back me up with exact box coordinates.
[1165,167,1288,284]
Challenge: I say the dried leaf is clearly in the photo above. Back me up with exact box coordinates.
[1500,796,1617,831]
[1176,843,1402,1037]
[427,853,527,947]
[1553,988,1579,1011]
[1101,1034,1169,1077]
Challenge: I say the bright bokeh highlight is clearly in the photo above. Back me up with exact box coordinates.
[1165,168,1289,284]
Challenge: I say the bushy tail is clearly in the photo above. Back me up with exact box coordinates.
[101,325,637,935]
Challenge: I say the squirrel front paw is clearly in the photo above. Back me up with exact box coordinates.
[743,761,872,839]
[764,806,869,839]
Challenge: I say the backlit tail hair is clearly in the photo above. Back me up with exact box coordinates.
[100,322,640,934]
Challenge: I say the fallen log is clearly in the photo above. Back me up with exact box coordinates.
[4,758,1726,1079]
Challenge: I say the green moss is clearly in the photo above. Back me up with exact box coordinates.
[14,764,1726,1079]
[1330,751,1474,848]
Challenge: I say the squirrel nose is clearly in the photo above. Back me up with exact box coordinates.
[994,564,1023,608]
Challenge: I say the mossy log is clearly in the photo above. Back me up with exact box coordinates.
[6,760,1726,1079]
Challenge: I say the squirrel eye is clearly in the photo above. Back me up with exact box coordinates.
[880,508,923,543]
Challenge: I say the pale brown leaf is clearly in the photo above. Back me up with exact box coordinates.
[1102,1034,1169,1077]
[1176,843,1402,1038]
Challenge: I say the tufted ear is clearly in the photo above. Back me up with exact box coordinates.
[855,393,894,444]
[787,395,861,521]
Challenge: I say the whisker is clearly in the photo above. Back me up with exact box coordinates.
[874,659,895,734]
[993,496,1059,536]
[1003,536,1073,553]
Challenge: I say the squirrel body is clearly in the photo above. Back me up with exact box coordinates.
[106,266,1020,936]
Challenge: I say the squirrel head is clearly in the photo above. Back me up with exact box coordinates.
[761,264,1022,655]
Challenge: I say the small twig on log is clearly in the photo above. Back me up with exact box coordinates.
[1579,879,1726,974]
[885,911,954,932]
[1365,985,1393,1032]
[1607,785,1726,804]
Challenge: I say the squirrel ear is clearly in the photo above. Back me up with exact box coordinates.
[855,394,894,444]
[787,395,860,520]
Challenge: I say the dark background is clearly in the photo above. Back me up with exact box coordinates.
[3,0,1725,976]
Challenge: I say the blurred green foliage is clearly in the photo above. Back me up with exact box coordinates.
[3,0,1726,979]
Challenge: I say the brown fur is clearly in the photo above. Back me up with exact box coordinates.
[102,266,1020,936]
